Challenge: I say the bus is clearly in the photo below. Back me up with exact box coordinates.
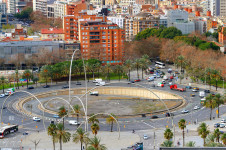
[200,97,206,105]
[0,124,18,138]
[155,61,165,69]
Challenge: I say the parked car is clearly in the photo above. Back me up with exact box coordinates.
[69,120,80,125]
[134,79,141,82]
[194,106,200,110]
[27,86,34,89]
[43,85,50,88]
[214,123,220,128]
[168,68,172,73]
[151,115,158,119]
[33,117,41,122]
[162,80,166,84]
[76,82,82,85]
[192,87,199,92]
[53,114,60,118]
[23,132,29,135]
[157,83,164,87]
[62,85,69,89]
[204,90,210,93]
[143,134,148,140]
[221,119,226,123]
[0,94,5,98]
[165,113,174,117]
[220,123,225,128]
[181,110,189,113]
[128,81,135,84]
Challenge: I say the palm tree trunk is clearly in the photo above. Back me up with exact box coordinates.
[137,65,139,79]
[17,80,19,89]
[77,114,79,128]
[210,107,212,120]
[98,70,100,78]
[46,77,47,86]
[27,78,28,88]
[63,118,64,130]
[218,105,220,118]
[111,121,113,132]
[183,129,185,147]
[203,138,205,146]
[60,137,62,150]
[53,139,55,150]
[2,84,4,93]
[142,68,143,79]
[129,69,130,81]
[81,142,83,150]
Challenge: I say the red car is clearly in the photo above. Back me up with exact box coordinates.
[170,76,174,79]
[134,79,141,82]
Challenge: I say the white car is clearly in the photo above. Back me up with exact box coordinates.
[69,120,80,125]
[90,91,99,96]
[181,110,189,113]
[220,123,225,128]
[194,106,200,110]
[0,94,5,98]
[143,134,148,140]
[168,82,173,85]
[221,119,226,123]
[96,81,106,86]
[33,117,41,122]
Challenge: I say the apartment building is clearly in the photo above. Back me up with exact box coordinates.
[0,3,6,14]
[47,4,54,18]
[54,1,67,19]
[33,0,55,16]
[125,12,159,41]
[107,15,125,28]
[210,0,226,16]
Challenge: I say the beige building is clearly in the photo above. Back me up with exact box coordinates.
[41,28,64,41]
[54,1,67,19]
[125,12,159,41]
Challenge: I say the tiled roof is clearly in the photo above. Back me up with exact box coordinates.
[41,28,64,34]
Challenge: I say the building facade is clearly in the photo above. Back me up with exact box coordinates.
[0,3,6,14]
[107,16,125,28]
[167,9,188,27]
[173,22,195,34]
[210,0,226,16]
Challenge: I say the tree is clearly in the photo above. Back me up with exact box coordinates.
[221,133,226,145]
[14,6,33,20]
[40,65,50,86]
[73,128,89,150]
[87,136,107,150]
[134,59,141,79]
[186,141,195,147]
[0,76,6,93]
[139,58,148,79]
[213,128,222,143]
[15,69,20,89]
[48,124,57,150]
[178,119,186,147]
[160,140,173,147]
[164,128,173,141]
[160,27,182,39]
[197,123,210,146]
[105,64,112,82]
[114,65,123,81]
[73,104,81,128]
[204,94,217,120]
[106,113,117,132]
[31,139,41,150]
[55,123,71,150]
[176,55,185,73]
[214,94,225,118]
[91,123,100,136]
[58,106,68,129]
[124,59,133,81]
[22,69,32,88]
[88,113,99,125]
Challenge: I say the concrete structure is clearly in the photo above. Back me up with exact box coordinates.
[135,0,155,5]
[107,15,125,28]
[7,0,26,14]
[125,12,159,41]
[173,22,195,34]
[210,0,226,16]
[167,9,188,27]
[193,19,207,34]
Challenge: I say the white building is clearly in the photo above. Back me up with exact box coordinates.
[120,0,136,5]
[210,0,226,16]
[173,22,195,34]
[54,1,67,19]
[0,3,6,14]
[160,15,167,27]
[167,10,188,27]
[107,15,125,28]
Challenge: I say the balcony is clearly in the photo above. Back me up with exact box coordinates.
[90,32,100,35]
[90,36,100,39]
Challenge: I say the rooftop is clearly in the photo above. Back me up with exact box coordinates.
[41,28,64,34]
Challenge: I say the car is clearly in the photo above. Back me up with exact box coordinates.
[175,71,179,74]
[186,86,192,89]
[33,117,41,122]
[181,110,189,113]
[0,94,5,98]
[192,87,199,92]
[76,82,82,85]
[168,68,172,73]
[128,81,135,84]
[168,82,173,86]
[90,91,99,96]
[220,123,225,128]
[43,85,50,88]
[53,114,60,118]
[193,106,200,110]
[134,79,141,82]
[221,119,226,123]
[204,90,210,93]
[157,83,164,87]
[170,76,174,79]
[23,132,29,135]
[165,113,174,117]
[151,115,158,119]
[143,134,148,140]
[214,123,220,128]
[27,86,34,89]
[96,81,106,86]
[162,80,166,84]
[62,85,69,89]
[69,120,80,125]
[4,92,9,96]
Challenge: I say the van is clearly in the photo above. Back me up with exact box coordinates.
[199,91,205,97]
[93,79,102,83]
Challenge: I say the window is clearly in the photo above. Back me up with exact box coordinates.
[102,32,106,34]
[102,36,106,39]
[81,27,84,30]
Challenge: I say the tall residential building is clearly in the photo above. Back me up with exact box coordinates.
[107,15,125,28]
[210,0,226,16]
[54,1,67,19]
[7,0,26,14]
[125,12,159,41]
[167,9,188,27]
[0,2,6,14]
[33,0,55,16]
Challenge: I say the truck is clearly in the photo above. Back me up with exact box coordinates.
[170,84,186,92]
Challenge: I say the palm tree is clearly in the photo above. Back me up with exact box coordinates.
[15,69,20,89]
[139,58,148,79]
[22,69,32,88]
[55,123,71,150]
[124,59,133,81]
[88,113,99,125]
[178,119,186,147]
[214,94,225,118]
[95,62,101,78]
[58,106,68,129]
[105,64,112,82]
[114,65,123,81]
[87,136,107,150]
[0,76,5,93]
[73,128,89,150]
[164,128,173,141]
[91,123,100,136]
[221,133,226,145]
[186,141,195,147]
[197,122,210,146]
[211,69,221,91]
[73,104,81,128]
[160,140,173,147]
[134,59,141,79]
[204,94,217,120]
[106,113,116,132]
[213,128,222,143]
[176,55,185,74]
[48,124,57,150]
